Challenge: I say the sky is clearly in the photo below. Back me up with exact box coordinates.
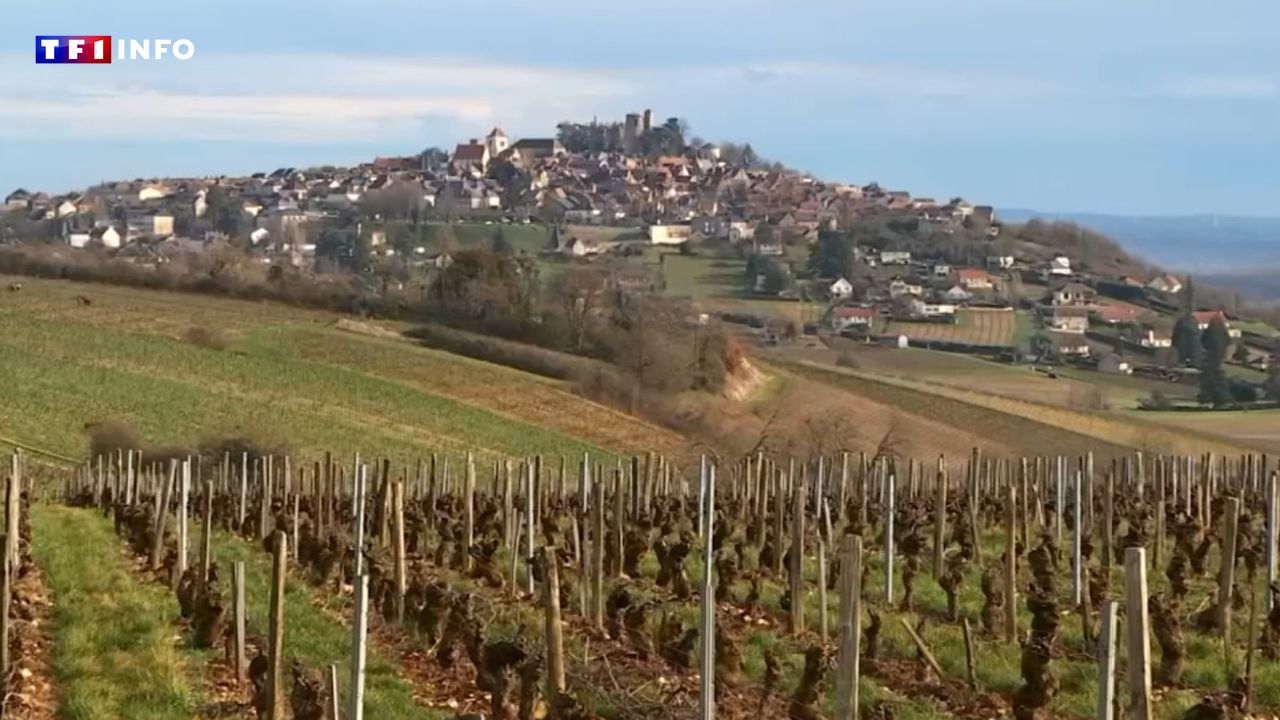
[1,0,1277,216]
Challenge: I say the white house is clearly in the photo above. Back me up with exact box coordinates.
[879,250,911,265]
[829,277,854,301]
[138,185,168,202]
[67,230,92,249]
[91,225,122,249]
[889,278,923,298]
[1146,274,1183,295]
[1048,255,1072,276]
[987,255,1015,270]
[649,224,692,246]
[1050,282,1097,307]
[943,285,972,303]
[1138,328,1173,349]
[728,221,755,244]
[1051,333,1091,357]
[922,302,957,318]
[1049,306,1090,334]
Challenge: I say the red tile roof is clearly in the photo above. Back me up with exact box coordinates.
[833,306,876,319]
[454,143,486,161]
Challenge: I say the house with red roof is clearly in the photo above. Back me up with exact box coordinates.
[1193,310,1242,338]
[453,140,489,173]
[1092,305,1140,325]
[954,268,992,290]
[829,306,877,331]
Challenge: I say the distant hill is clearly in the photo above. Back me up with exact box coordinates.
[1000,210,1280,274]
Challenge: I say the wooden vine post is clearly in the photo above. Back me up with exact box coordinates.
[933,456,947,578]
[232,560,247,684]
[542,545,566,717]
[833,534,863,720]
[1004,479,1017,643]
[1219,496,1241,642]
[698,460,716,720]
[349,572,370,720]
[393,480,407,624]
[789,465,806,636]
[1124,547,1152,720]
[1096,600,1119,720]
[266,531,288,720]
[464,453,475,573]
[592,472,605,631]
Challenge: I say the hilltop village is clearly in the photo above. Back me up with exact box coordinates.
[2,110,1277,408]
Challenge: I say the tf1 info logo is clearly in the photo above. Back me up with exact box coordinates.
[35,36,196,64]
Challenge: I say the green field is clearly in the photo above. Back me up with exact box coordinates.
[0,275,684,466]
[33,506,206,720]
[660,245,813,322]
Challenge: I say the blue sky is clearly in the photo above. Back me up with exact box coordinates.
[1,0,1276,215]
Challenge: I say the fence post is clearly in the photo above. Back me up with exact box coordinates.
[1096,600,1118,720]
[1124,547,1152,720]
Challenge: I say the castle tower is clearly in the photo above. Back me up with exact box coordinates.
[623,113,640,154]
[641,109,653,133]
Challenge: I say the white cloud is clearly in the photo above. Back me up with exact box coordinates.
[0,53,639,142]
[0,51,1075,145]
[1160,73,1278,99]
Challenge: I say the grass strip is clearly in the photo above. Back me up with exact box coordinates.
[32,505,204,720]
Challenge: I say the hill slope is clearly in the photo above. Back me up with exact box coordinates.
[1001,209,1280,275]
[0,275,684,464]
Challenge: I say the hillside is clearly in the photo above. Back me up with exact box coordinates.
[0,274,685,464]
[1001,209,1280,278]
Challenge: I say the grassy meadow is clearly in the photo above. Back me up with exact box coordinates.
[0,275,681,466]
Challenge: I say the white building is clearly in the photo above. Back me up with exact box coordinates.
[829,277,853,301]
[649,224,692,246]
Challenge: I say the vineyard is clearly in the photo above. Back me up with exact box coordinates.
[886,309,1017,348]
[0,444,1278,720]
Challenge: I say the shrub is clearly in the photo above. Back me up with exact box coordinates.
[182,325,230,351]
